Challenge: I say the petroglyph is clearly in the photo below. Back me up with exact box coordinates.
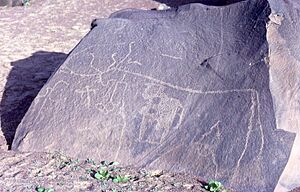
[95,81,127,114]
[145,121,222,179]
[137,84,183,144]
[53,37,267,163]
[57,41,265,154]
[217,8,224,66]
[89,52,101,73]
[235,92,256,171]
[187,121,221,178]
[118,67,261,97]
[59,65,100,77]
[29,80,70,127]
[254,90,264,154]
[127,58,142,66]
[114,102,127,160]
[230,90,264,181]
[35,80,69,100]
[38,61,266,179]
[161,53,182,60]
[135,87,265,179]
[31,33,267,172]
[108,41,136,71]
[75,86,98,108]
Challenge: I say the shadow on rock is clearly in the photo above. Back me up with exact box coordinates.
[154,0,245,7]
[0,51,67,149]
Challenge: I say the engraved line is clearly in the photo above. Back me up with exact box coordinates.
[233,91,255,176]
[108,74,126,104]
[200,121,220,140]
[109,41,135,71]
[59,66,100,77]
[255,90,264,155]
[191,121,220,178]
[117,68,254,95]
[161,53,182,60]
[33,81,69,123]
[114,93,127,160]
[64,42,127,63]
[107,53,118,69]
[119,42,134,64]
[89,53,102,73]
[75,86,97,108]
[127,58,142,66]
[217,8,224,66]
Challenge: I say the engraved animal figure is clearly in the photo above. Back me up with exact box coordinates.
[182,121,221,179]
[138,84,183,144]
[75,86,98,108]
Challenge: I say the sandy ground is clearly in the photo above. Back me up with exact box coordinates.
[0,150,211,191]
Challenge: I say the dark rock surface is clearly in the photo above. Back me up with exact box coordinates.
[12,0,295,191]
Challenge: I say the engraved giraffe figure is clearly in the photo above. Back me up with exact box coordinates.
[138,84,183,144]
[75,86,98,108]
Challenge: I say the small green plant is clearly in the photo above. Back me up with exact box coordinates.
[204,180,228,192]
[91,161,131,184]
[23,0,30,6]
[112,175,130,183]
[35,186,54,192]
[94,168,110,180]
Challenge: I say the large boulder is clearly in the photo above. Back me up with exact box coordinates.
[12,0,295,191]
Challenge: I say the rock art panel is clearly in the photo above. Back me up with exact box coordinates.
[12,1,295,191]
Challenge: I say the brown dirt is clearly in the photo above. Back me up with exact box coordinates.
[0,151,210,191]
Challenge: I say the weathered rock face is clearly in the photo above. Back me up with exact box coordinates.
[12,0,295,191]
[267,0,300,191]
